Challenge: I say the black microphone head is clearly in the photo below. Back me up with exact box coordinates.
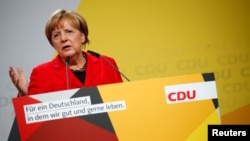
[87,50,100,58]
[65,56,70,64]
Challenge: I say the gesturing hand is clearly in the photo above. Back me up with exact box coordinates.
[8,66,28,96]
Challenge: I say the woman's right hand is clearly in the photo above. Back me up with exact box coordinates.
[8,66,28,96]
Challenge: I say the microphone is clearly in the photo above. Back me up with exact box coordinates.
[65,56,70,64]
[65,56,70,89]
[87,50,130,82]
[87,50,100,58]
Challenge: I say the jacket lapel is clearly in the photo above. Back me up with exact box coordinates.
[84,53,100,86]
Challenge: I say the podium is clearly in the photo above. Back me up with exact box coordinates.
[12,73,220,141]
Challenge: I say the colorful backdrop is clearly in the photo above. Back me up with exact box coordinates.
[77,0,250,124]
[0,0,249,141]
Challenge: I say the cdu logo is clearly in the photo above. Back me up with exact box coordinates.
[168,90,196,102]
[164,81,217,104]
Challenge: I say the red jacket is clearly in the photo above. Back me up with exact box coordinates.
[28,52,123,95]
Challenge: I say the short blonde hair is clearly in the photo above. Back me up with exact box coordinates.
[45,9,89,45]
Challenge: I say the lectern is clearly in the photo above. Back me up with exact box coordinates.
[11,73,220,141]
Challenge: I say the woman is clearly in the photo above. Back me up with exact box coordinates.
[9,9,123,96]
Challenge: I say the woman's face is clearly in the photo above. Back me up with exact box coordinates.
[51,19,85,59]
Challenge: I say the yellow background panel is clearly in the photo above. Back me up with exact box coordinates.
[77,0,250,124]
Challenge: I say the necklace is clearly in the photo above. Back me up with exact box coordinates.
[74,64,86,72]
[72,53,87,72]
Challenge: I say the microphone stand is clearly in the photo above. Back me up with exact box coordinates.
[65,57,70,89]
[101,56,130,82]
[87,50,130,82]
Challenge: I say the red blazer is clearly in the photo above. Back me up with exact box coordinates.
[28,52,123,95]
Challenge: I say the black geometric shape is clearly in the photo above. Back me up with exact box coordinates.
[202,72,215,81]
[71,87,116,134]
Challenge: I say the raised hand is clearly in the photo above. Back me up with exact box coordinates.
[8,66,28,96]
